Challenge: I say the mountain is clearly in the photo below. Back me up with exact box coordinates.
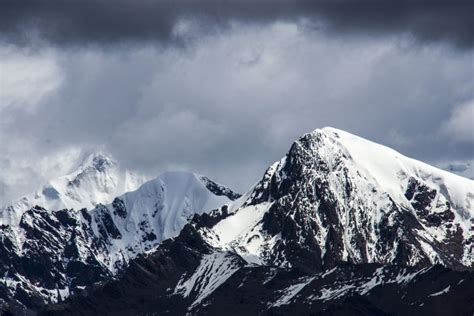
[42,231,474,316]
[202,127,474,271]
[40,127,474,315]
[0,152,148,226]
[1,127,473,315]
[0,171,240,312]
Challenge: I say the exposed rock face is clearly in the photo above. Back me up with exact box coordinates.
[201,128,473,272]
[2,128,473,315]
[40,223,474,316]
[0,172,239,311]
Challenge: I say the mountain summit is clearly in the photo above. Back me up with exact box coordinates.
[0,152,147,226]
[1,128,473,315]
[0,170,240,311]
[204,127,473,270]
[41,127,473,316]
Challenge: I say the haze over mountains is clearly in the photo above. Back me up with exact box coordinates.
[0,153,148,226]
[0,128,473,315]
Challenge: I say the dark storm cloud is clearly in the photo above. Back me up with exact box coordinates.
[1,2,473,204]
[1,24,472,205]
[1,0,473,49]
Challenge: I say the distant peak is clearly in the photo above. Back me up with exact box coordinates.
[80,152,116,172]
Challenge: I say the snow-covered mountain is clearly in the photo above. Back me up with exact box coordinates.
[202,127,474,270]
[0,152,147,226]
[1,127,473,315]
[0,171,240,310]
[39,127,474,316]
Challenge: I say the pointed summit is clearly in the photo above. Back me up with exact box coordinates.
[79,151,117,172]
[204,127,474,270]
[1,151,147,225]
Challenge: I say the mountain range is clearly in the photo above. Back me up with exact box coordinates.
[0,153,148,226]
[1,128,473,315]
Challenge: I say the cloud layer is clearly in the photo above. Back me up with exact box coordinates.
[1,21,473,204]
[1,0,473,49]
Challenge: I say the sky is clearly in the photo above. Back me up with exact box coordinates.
[0,0,473,203]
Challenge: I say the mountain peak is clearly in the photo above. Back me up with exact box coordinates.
[204,127,474,270]
[79,151,117,172]
[1,151,147,225]
[1,128,473,314]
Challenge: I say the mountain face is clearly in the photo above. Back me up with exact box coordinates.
[202,128,473,271]
[0,153,148,226]
[0,171,240,311]
[41,226,474,316]
[1,128,473,315]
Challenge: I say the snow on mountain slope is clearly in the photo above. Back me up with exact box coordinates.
[174,250,242,309]
[0,170,240,308]
[40,215,474,316]
[201,127,474,270]
[93,171,239,269]
[0,152,148,226]
[2,127,473,314]
[324,128,472,215]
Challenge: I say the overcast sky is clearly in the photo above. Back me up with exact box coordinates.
[0,0,473,203]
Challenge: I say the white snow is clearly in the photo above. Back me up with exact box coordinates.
[428,285,450,297]
[206,202,273,264]
[88,171,235,272]
[322,127,473,216]
[394,266,431,284]
[272,277,315,306]
[0,152,148,226]
[205,127,474,268]
[316,284,356,301]
[212,202,271,245]
[2,127,473,307]
[0,166,236,294]
[174,251,241,309]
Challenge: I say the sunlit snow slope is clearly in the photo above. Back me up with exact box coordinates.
[202,127,474,270]
[42,128,474,316]
[0,169,239,306]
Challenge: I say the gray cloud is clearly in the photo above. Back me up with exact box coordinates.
[1,0,473,49]
[1,23,473,204]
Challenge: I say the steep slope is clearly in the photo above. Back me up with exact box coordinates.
[0,172,239,310]
[41,221,474,316]
[203,127,474,270]
[39,127,474,315]
[0,152,147,226]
